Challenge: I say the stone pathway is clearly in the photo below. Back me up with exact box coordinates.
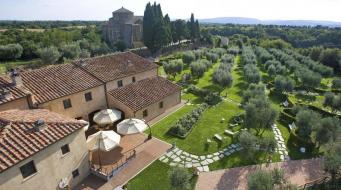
[159,144,242,172]
[272,124,290,161]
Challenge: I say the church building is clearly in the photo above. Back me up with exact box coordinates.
[102,7,144,49]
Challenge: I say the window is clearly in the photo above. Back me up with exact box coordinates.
[143,109,148,118]
[159,101,164,109]
[61,144,70,155]
[20,161,37,179]
[72,169,79,178]
[132,77,136,83]
[84,92,92,102]
[117,80,123,87]
[63,99,72,109]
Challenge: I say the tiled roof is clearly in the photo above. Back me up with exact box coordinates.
[107,76,180,111]
[113,7,133,14]
[0,76,29,105]
[0,109,87,172]
[21,64,103,104]
[73,52,158,83]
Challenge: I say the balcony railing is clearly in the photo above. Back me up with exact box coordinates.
[90,149,136,180]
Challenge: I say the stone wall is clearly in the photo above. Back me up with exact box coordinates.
[37,85,107,121]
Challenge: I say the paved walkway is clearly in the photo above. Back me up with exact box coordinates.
[272,124,290,161]
[159,144,242,172]
[75,135,172,190]
[195,158,326,190]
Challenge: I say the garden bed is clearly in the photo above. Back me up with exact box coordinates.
[168,103,208,138]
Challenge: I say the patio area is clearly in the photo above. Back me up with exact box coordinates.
[76,134,172,190]
[89,133,147,179]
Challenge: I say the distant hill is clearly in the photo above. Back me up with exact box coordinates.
[199,17,341,27]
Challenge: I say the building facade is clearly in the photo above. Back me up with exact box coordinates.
[0,109,89,190]
[0,75,30,112]
[7,52,181,124]
[102,7,144,49]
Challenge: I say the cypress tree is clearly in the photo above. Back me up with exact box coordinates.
[143,3,154,51]
[189,13,196,41]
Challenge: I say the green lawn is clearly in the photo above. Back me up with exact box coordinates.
[222,56,246,103]
[127,160,197,190]
[209,151,280,171]
[152,101,243,155]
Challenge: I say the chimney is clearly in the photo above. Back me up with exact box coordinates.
[9,69,22,87]
[33,119,46,132]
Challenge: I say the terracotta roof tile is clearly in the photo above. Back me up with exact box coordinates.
[0,76,29,105]
[0,109,87,172]
[21,64,102,104]
[74,52,158,83]
[107,76,180,112]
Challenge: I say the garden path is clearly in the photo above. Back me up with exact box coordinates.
[159,144,243,172]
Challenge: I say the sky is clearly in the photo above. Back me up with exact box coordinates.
[1,0,341,21]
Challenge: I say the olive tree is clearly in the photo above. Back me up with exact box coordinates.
[163,59,183,78]
[38,46,61,64]
[168,167,191,190]
[190,61,207,78]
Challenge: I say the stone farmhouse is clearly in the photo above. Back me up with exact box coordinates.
[0,109,89,190]
[0,51,181,189]
[0,52,181,124]
[102,7,144,49]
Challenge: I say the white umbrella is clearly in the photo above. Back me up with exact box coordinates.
[93,109,121,126]
[117,118,148,135]
[86,130,121,152]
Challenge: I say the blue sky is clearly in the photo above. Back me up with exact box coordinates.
[1,0,341,21]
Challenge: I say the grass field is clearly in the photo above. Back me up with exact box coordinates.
[152,101,243,155]
[127,160,197,190]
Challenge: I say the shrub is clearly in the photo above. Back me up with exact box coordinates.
[204,92,222,105]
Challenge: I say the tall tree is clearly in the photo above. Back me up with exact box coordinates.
[142,3,171,53]
[189,13,196,41]
[143,3,154,51]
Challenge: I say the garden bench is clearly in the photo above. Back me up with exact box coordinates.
[229,123,238,127]
[214,134,223,141]
[224,129,235,136]
[288,122,296,131]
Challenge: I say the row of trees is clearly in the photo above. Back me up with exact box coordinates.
[0,27,111,62]
[143,2,200,53]
[212,54,234,87]
[206,24,341,48]
[269,48,324,90]
[294,107,340,149]
[241,47,262,84]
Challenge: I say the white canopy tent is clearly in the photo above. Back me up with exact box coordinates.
[93,109,122,126]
